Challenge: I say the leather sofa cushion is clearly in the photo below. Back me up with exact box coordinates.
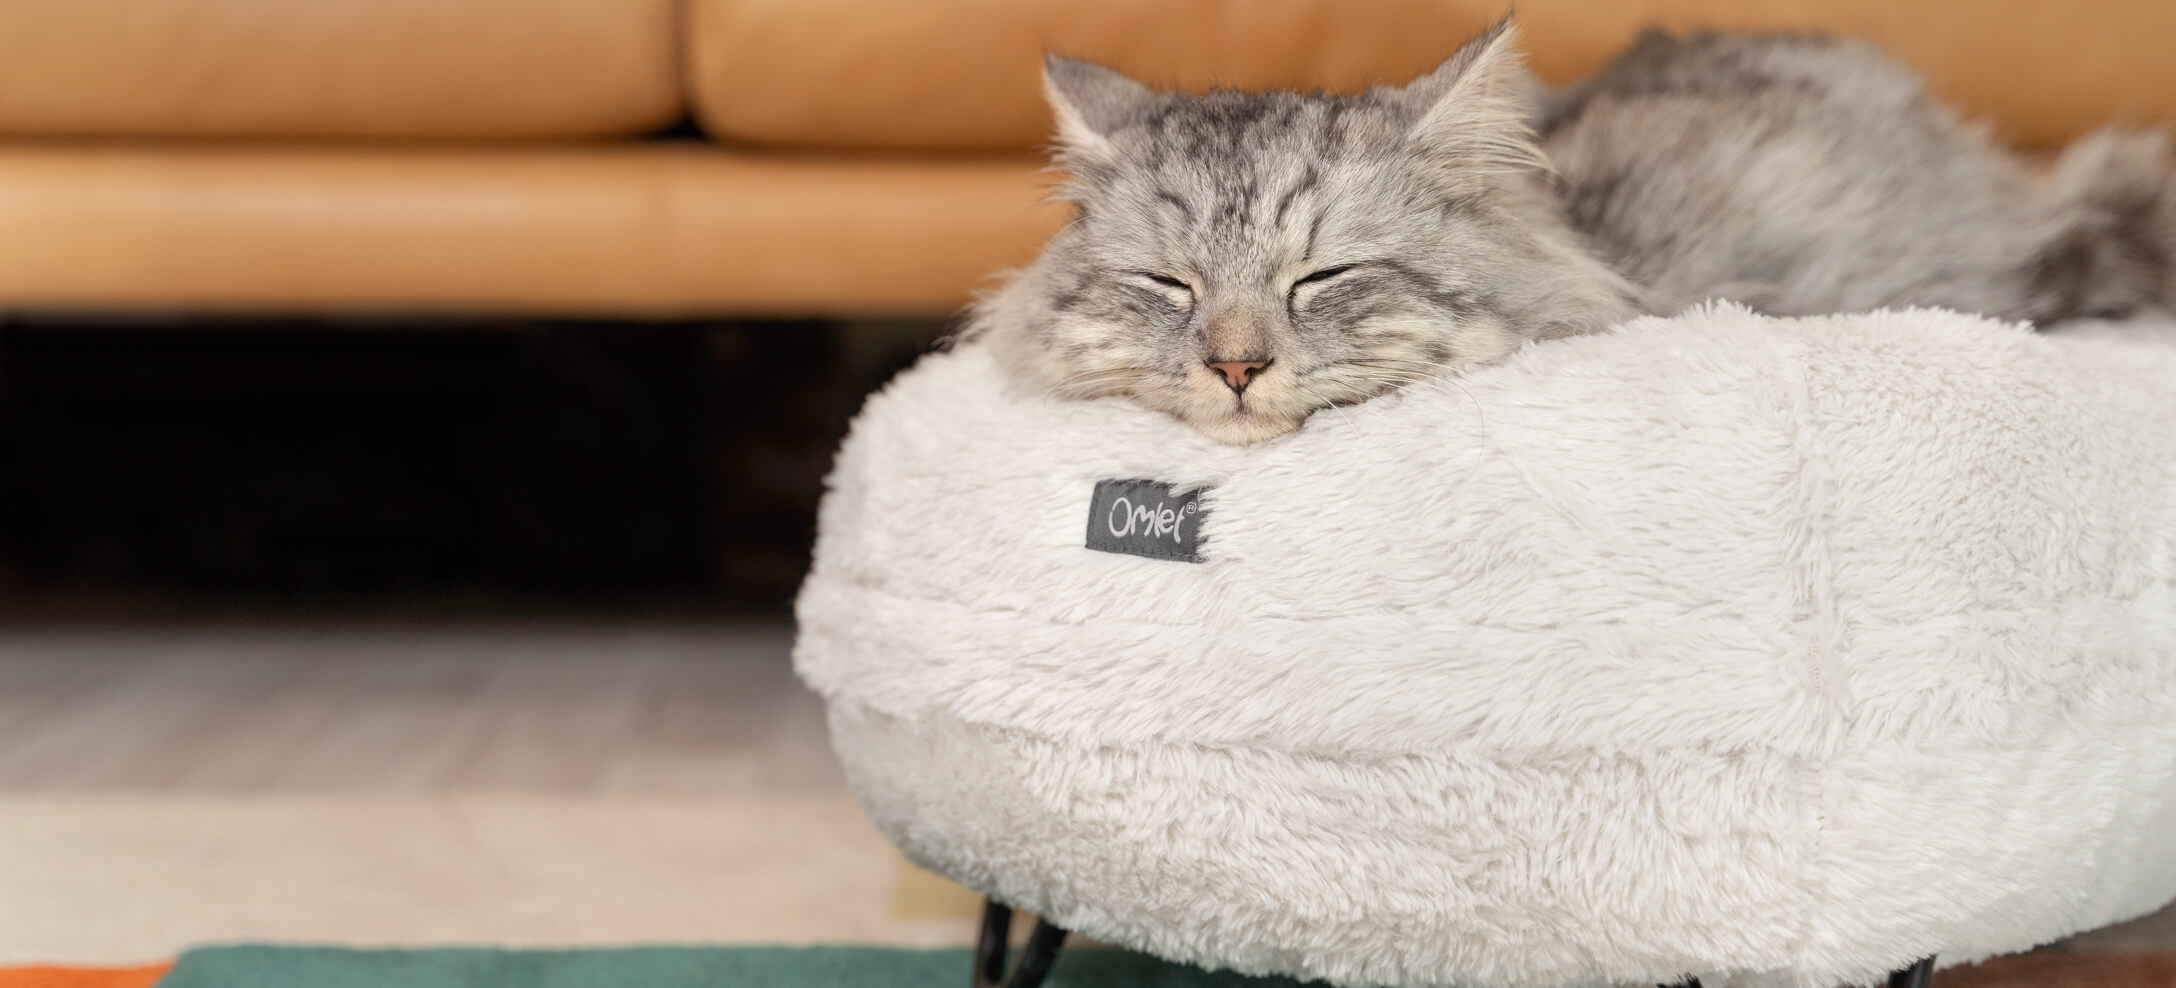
[0,148,1063,316]
[0,0,680,138]
[688,0,2176,151]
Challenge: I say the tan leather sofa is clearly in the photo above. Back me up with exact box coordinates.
[2,0,2171,319]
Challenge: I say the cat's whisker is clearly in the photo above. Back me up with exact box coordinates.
[1363,371,1488,426]
[1054,366,1159,398]
[1443,377,1487,424]
[1323,400,1366,440]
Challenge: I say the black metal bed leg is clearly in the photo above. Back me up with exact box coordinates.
[1888,955,1936,988]
[1660,956,1932,988]
[972,897,1070,988]
[978,896,1923,988]
[974,900,1013,987]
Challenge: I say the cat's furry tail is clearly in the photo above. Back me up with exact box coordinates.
[2041,128,2176,319]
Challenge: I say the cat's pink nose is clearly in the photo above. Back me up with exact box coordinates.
[1208,360,1269,394]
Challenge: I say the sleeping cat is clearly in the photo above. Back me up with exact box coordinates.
[968,18,2176,444]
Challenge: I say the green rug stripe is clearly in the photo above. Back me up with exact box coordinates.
[155,945,1321,987]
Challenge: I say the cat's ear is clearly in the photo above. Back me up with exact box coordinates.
[1043,55,1156,157]
[1400,16,1549,178]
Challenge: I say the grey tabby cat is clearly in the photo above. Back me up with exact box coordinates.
[969,18,2176,445]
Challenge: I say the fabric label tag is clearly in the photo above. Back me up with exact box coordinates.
[1084,479,1208,563]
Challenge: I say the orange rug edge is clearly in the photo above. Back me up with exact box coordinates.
[0,964,172,988]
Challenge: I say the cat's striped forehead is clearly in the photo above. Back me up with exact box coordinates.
[1079,90,1405,198]
[1064,88,1432,269]
[1127,90,1396,163]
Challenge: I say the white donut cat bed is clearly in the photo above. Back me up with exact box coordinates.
[793,303,2176,988]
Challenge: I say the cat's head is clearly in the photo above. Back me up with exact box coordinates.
[979,18,1634,444]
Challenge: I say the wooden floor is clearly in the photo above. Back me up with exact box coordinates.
[0,620,2170,965]
[0,622,838,794]
[0,621,983,963]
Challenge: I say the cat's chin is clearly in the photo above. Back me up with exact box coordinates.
[1186,408,1309,445]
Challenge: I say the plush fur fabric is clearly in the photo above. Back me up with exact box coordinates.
[794,305,2176,988]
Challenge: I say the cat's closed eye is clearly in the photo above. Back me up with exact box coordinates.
[1288,265,1358,308]
[1129,271,1196,307]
